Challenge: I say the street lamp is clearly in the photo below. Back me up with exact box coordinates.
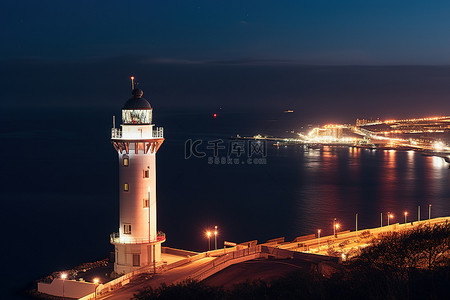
[428,204,432,220]
[317,229,321,250]
[93,278,100,299]
[387,213,393,226]
[404,211,408,224]
[333,219,340,238]
[206,231,211,251]
[333,218,336,237]
[214,226,218,250]
[61,273,67,299]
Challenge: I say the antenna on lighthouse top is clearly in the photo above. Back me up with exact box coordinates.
[131,76,135,90]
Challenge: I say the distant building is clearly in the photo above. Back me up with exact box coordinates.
[310,125,345,139]
[356,118,380,127]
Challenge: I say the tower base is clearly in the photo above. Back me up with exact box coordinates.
[113,241,164,274]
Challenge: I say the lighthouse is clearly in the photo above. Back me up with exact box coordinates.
[110,78,165,274]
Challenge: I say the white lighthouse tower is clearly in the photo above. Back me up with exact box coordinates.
[110,79,165,274]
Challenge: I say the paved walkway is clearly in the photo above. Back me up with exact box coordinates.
[98,256,215,299]
[282,216,450,258]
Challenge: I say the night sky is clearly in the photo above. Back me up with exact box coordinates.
[2,1,450,120]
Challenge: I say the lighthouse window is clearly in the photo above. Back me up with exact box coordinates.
[143,170,149,178]
[143,198,149,208]
[124,183,129,191]
[123,157,129,166]
[124,224,131,234]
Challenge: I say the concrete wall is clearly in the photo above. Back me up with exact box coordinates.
[38,278,97,299]
[162,247,198,257]
[115,242,162,274]
[193,253,262,282]
[189,246,262,282]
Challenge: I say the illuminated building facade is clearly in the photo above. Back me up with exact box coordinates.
[110,83,165,273]
[309,125,346,140]
[356,118,380,126]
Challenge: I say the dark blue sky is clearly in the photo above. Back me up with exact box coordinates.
[3,0,450,64]
[2,1,450,120]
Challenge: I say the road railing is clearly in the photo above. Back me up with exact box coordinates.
[188,245,262,282]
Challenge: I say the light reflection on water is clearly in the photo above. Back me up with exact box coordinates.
[295,147,449,237]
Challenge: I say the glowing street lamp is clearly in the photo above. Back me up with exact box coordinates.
[333,218,340,238]
[404,211,408,224]
[61,273,67,299]
[387,213,394,226]
[214,226,218,250]
[93,278,100,299]
[428,204,432,220]
[206,231,211,251]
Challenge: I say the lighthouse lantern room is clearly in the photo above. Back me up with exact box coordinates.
[110,78,165,274]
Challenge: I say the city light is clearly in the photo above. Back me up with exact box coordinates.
[301,115,450,150]
[433,141,445,151]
